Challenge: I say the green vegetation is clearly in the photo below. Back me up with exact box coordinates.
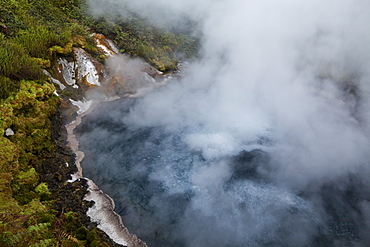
[0,80,114,246]
[0,80,71,246]
[83,3,200,72]
[0,0,199,99]
[0,0,199,245]
[0,0,126,246]
[0,0,94,100]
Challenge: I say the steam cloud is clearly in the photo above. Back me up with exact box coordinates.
[81,0,370,246]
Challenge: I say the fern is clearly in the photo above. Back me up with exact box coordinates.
[1,230,27,246]
[13,231,28,245]
[30,238,53,247]
[59,230,79,243]
[27,222,51,234]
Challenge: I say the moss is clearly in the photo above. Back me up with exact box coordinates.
[32,58,51,68]
[49,43,73,56]
[21,198,48,215]
[35,182,52,201]
[63,211,80,228]
[39,213,55,224]
[90,240,100,247]
[0,76,19,100]
[15,167,38,184]
[11,168,39,205]
[86,229,98,243]
[6,80,56,110]
[0,172,22,214]
[35,182,50,195]
[0,137,19,172]
[64,211,75,220]
[0,101,13,131]
[75,226,88,240]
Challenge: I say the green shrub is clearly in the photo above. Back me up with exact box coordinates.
[11,25,61,59]
[86,229,98,243]
[38,212,55,223]
[0,138,19,172]
[85,5,200,72]
[0,41,45,81]
[75,226,88,240]
[35,183,51,196]
[11,168,39,205]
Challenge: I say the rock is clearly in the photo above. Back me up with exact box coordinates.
[93,33,120,57]
[5,128,14,136]
[43,33,170,247]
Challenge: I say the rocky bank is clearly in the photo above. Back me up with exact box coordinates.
[48,33,166,247]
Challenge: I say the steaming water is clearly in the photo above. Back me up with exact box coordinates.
[76,95,370,247]
[80,0,370,246]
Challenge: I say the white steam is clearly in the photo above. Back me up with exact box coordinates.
[113,0,370,187]
[85,0,370,246]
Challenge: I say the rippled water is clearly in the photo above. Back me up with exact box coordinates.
[76,97,369,247]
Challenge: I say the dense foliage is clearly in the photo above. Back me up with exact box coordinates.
[86,11,200,71]
[0,81,103,247]
[0,0,94,100]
